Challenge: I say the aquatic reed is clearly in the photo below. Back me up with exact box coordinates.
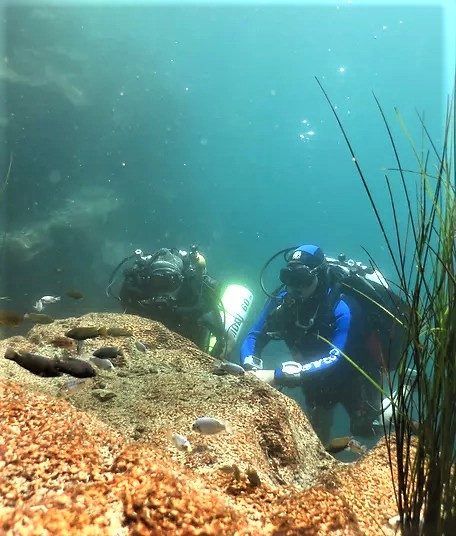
[317,77,456,536]
[0,153,13,199]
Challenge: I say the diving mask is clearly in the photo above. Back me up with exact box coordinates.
[148,269,183,294]
[279,263,319,289]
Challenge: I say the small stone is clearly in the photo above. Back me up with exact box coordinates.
[92,389,117,402]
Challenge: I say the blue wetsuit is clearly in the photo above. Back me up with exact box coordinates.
[241,287,370,381]
[240,286,383,440]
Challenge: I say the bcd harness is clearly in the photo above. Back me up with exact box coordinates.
[267,255,408,371]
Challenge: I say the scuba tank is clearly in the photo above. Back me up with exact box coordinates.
[324,254,408,372]
[221,284,254,353]
[209,284,254,356]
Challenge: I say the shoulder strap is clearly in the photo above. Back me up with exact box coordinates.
[322,265,345,309]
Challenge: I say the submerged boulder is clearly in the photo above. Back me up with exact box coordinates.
[0,312,399,535]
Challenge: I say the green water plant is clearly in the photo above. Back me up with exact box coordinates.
[317,77,456,536]
[0,153,13,261]
[0,153,13,200]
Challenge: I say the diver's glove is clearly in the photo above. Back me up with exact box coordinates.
[274,349,341,387]
[273,361,304,387]
[243,355,263,371]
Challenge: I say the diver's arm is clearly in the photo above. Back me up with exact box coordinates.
[270,299,351,387]
[176,273,220,316]
[119,272,145,307]
[239,299,278,369]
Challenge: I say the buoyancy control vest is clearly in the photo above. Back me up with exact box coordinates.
[323,254,408,371]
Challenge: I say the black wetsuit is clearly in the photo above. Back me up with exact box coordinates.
[120,267,226,357]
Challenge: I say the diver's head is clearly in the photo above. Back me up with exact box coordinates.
[280,244,325,299]
[146,248,184,295]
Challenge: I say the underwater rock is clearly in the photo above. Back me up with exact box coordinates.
[0,312,400,534]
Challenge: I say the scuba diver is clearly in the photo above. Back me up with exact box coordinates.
[240,243,407,443]
[107,245,227,357]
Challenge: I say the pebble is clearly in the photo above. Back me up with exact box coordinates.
[92,389,117,402]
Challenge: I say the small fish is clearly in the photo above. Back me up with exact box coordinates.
[55,357,96,378]
[0,310,23,328]
[325,436,353,454]
[57,378,87,397]
[33,300,44,312]
[218,464,241,481]
[40,295,61,304]
[232,463,242,482]
[219,464,237,474]
[387,515,401,529]
[4,348,62,377]
[134,341,148,353]
[192,417,232,435]
[90,356,115,371]
[65,326,107,341]
[246,467,262,487]
[346,438,367,455]
[325,436,367,455]
[34,296,60,311]
[170,433,192,452]
[51,336,75,349]
[93,346,123,359]
[107,327,133,337]
[213,360,245,377]
[24,312,54,324]
[212,368,229,376]
[65,289,84,300]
